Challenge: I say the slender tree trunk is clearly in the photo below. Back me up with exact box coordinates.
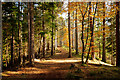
[75,5,78,55]
[79,3,89,64]
[116,2,120,66]
[84,2,91,61]
[91,4,95,60]
[102,2,106,62]
[11,15,14,66]
[28,2,30,63]
[68,2,72,58]
[42,2,45,58]
[47,37,50,51]
[86,2,97,63]
[91,34,94,60]
[18,2,21,64]
[99,42,101,58]
[81,16,85,63]
[31,2,34,64]
[84,6,90,50]
[51,8,54,56]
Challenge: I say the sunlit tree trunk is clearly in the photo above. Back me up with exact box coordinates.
[102,2,106,62]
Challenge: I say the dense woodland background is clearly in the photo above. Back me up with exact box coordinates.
[2,2,120,77]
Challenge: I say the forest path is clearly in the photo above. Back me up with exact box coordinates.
[2,47,81,80]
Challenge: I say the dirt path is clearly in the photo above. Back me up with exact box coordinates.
[2,47,81,80]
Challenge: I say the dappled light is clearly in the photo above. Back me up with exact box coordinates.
[2,1,120,80]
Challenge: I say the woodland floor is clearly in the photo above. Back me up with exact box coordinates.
[2,47,120,80]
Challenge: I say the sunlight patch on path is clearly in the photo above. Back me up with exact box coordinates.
[35,59,114,66]
[34,59,81,63]
[2,73,10,76]
[4,68,49,75]
[88,59,114,66]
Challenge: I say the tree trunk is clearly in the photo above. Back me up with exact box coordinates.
[42,2,45,58]
[85,2,91,64]
[116,2,120,66]
[18,2,21,64]
[102,2,106,62]
[75,5,78,55]
[51,8,54,56]
[47,38,50,51]
[91,4,95,60]
[28,2,34,65]
[81,16,85,64]
[11,15,14,66]
[86,2,97,63]
[68,2,72,58]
